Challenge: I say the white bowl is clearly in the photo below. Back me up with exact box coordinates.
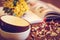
[0,28,31,40]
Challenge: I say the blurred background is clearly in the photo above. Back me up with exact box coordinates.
[0,0,60,40]
[0,0,60,8]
